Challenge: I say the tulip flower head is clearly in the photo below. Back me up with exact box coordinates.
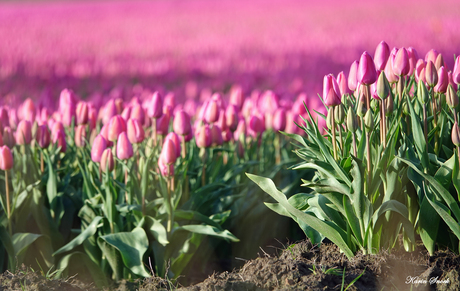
[374,41,390,71]
[75,125,87,148]
[127,118,145,144]
[0,146,13,170]
[52,129,66,153]
[108,115,127,142]
[195,124,212,148]
[357,51,377,85]
[323,74,341,107]
[160,138,177,165]
[91,134,107,163]
[173,110,191,136]
[100,148,114,173]
[16,120,32,145]
[116,132,133,160]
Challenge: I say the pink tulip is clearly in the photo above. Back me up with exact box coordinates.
[103,100,118,125]
[195,125,212,148]
[273,108,287,132]
[415,59,426,83]
[448,71,458,92]
[108,115,127,142]
[100,148,114,173]
[173,110,191,136]
[453,56,460,85]
[225,105,239,132]
[384,52,399,83]
[434,66,448,93]
[425,49,438,65]
[407,47,419,76]
[158,157,174,177]
[0,108,9,130]
[116,132,133,160]
[160,138,177,165]
[165,132,181,157]
[323,74,341,107]
[392,47,410,76]
[374,41,390,71]
[53,129,66,153]
[222,129,232,142]
[16,120,32,145]
[248,115,263,138]
[36,124,50,148]
[425,61,438,87]
[91,135,107,163]
[130,104,145,125]
[259,90,279,114]
[337,71,352,97]
[211,125,223,146]
[357,51,377,85]
[61,104,76,127]
[205,99,219,124]
[0,146,13,170]
[20,98,36,122]
[76,101,89,125]
[127,118,145,144]
[156,112,170,135]
[229,86,244,110]
[233,119,247,141]
[148,92,163,119]
[3,127,15,148]
[75,125,87,148]
[348,60,359,91]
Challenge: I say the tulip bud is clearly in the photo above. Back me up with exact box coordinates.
[334,105,345,125]
[103,100,118,125]
[204,99,219,124]
[225,105,239,132]
[273,108,287,132]
[348,61,359,92]
[91,135,107,163]
[156,112,170,135]
[326,108,333,129]
[196,125,212,148]
[229,86,244,110]
[173,110,191,136]
[357,94,367,118]
[121,107,132,122]
[0,146,14,170]
[100,148,114,173]
[323,74,341,106]
[417,81,429,104]
[233,119,247,141]
[337,71,352,97]
[76,101,89,125]
[53,129,66,153]
[21,98,36,122]
[211,125,223,146]
[127,118,145,144]
[237,139,244,158]
[392,47,410,76]
[364,110,374,130]
[435,53,445,71]
[446,85,458,109]
[453,122,460,146]
[16,120,32,145]
[0,107,8,130]
[165,132,181,158]
[346,108,358,133]
[117,132,133,160]
[449,71,458,92]
[376,71,390,100]
[415,60,426,83]
[148,92,163,119]
[374,41,390,71]
[130,104,145,124]
[434,66,448,93]
[248,115,263,138]
[158,157,174,177]
[453,56,460,85]
[3,127,15,148]
[74,125,87,148]
[222,129,232,142]
[357,51,377,85]
[384,52,399,83]
[160,138,177,165]
[425,61,438,87]
[108,115,127,142]
[407,47,419,76]
[385,96,394,116]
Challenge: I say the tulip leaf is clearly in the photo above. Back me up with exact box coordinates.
[247,173,354,258]
[100,228,151,277]
[176,225,239,242]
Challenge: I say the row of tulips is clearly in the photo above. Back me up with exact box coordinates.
[251,41,460,258]
[0,84,307,285]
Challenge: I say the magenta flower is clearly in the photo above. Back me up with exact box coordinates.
[3,127,15,149]
[116,132,133,160]
[434,66,448,93]
[74,125,87,148]
[164,132,181,158]
[36,124,50,148]
[100,148,114,173]
[103,100,118,125]
[424,49,438,64]
[273,108,287,132]
[161,138,177,165]
[148,92,163,119]
[173,110,191,136]
[158,157,174,177]
[108,115,127,142]
[453,55,460,85]
[373,41,390,71]
[248,114,263,138]
[229,86,244,110]
[323,74,341,107]
[156,112,170,135]
[0,146,14,170]
[204,99,219,124]
[127,118,145,144]
[407,47,419,76]
[357,51,377,85]
[415,59,426,83]
[337,71,352,97]
[21,98,36,122]
[130,104,145,124]
[195,124,212,148]
[392,47,410,76]
[16,120,32,145]
[225,105,239,132]
[348,60,359,91]
[76,101,89,125]
[91,134,107,163]
[53,129,66,153]
[425,61,438,87]
[211,125,223,146]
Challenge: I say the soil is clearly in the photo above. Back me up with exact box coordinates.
[1,240,459,291]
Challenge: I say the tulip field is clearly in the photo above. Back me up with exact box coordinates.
[2,0,460,290]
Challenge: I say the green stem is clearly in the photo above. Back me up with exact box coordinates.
[5,170,11,237]
[366,129,371,196]
[331,112,338,161]
[338,124,343,156]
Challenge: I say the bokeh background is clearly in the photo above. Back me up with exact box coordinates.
[1,0,460,106]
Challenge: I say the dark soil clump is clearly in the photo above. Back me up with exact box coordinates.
[1,240,459,290]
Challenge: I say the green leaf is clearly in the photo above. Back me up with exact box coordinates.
[53,216,103,256]
[55,252,108,288]
[418,193,439,255]
[176,225,239,242]
[12,233,42,257]
[247,173,354,258]
[452,151,460,201]
[100,228,151,277]
[46,154,58,206]
[407,98,429,171]
[140,216,169,246]
[0,224,16,271]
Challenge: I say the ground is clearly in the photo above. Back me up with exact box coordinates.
[1,239,459,291]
